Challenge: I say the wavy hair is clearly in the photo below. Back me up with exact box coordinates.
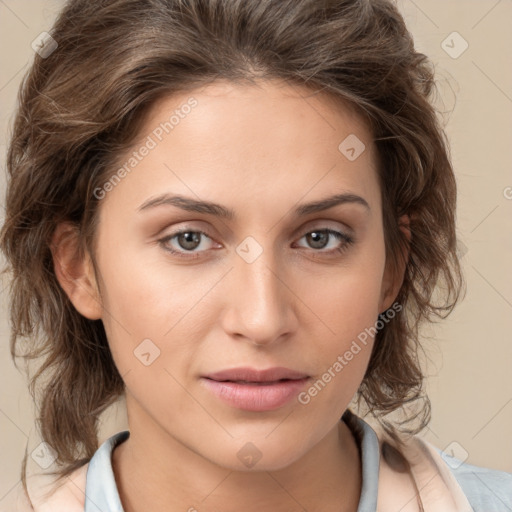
[0,0,465,492]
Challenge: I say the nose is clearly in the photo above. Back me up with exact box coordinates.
[220,241,298,347]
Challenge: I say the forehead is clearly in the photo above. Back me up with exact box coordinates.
[141,78,372,152]
[101,78,380,220]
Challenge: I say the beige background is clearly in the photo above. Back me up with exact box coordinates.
[0,0,511,505]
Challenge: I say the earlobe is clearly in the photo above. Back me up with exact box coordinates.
[50,222,103,320]
[379,214,411,314]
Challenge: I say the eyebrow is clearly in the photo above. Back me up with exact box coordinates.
[137,192,370,219]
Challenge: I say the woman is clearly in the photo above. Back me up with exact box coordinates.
[1,0,510,511]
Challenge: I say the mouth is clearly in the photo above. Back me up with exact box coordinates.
[200,367,311,411]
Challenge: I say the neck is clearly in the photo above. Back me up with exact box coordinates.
[112,406,362,512]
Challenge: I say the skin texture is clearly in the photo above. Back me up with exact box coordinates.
[51,79,408,512]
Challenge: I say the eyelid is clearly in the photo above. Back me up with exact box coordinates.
[294,219,355,237]
[159,219,353,243]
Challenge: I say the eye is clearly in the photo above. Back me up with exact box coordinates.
[158,229,217,259]
[294,229,354,256]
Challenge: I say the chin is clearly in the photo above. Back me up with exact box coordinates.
[204,436,306,473]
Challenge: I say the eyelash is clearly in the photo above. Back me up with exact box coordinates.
[157,227,354,260]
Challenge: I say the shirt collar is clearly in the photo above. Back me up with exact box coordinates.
[84,430,128,512]
[84,413,380,512]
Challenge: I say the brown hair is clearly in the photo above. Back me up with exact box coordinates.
[0,0,464,493]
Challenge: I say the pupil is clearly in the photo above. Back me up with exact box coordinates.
[179,232,200,250]
[308,231,327,249]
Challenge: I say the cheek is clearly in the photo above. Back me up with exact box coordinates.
[97,220,204,323]
[297,246,386,390]
[295,277,382,415]
[95,241,232,395]
[302,249,386,342]
[310,273,382,368]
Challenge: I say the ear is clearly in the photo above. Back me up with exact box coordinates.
[50,222,103,320]
[378,214,411,314]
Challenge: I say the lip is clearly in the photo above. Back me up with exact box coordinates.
[200,366,311,412]
[204,366,309,383]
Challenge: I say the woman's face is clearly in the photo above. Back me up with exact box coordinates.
[85,79,401,470]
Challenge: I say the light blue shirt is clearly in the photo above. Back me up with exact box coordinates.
[83,416,512,512]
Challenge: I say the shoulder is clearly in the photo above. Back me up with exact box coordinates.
[433,446,512,512]
[12,430,129,512]
[15,463,88,512]
[348,412,472,511]
[367,417,507,512]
